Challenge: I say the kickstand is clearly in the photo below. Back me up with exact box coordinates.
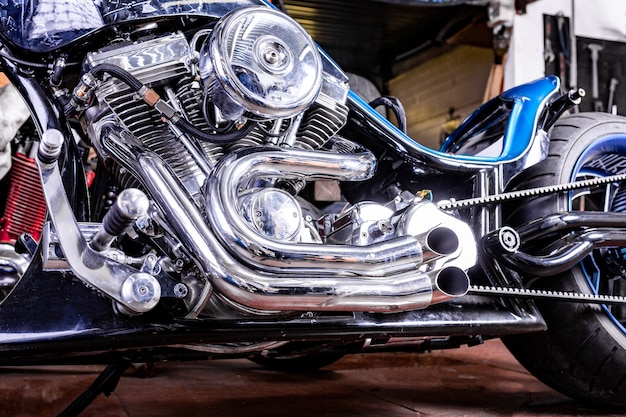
[57,361,131,417]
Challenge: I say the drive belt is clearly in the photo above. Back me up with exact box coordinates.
[469,285,626,305]
[437,173,626,211]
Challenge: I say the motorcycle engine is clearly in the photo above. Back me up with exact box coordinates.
[76,6,474,316]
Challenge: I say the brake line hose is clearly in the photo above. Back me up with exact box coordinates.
[67,63,255,144]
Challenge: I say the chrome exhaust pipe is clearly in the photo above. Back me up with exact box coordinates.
[99,128,475,315]
[432,266,471,304]
[206,148,475,277]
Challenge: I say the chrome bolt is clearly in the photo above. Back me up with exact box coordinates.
[498,226,520,253]
[120,273,161,312]
[38,129,64,164]
[173,283,188,299]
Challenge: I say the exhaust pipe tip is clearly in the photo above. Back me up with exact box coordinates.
[426,227,459,256]
[434,266,470,301]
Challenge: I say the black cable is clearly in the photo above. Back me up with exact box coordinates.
[369,96,408,134]
[176,116,255,143]
[0,48,49,68]
[90,63,144,91]
[201,92,235,133]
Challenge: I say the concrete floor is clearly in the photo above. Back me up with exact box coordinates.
[0,338,624,417]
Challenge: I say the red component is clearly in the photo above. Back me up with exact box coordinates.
[0,153,47,244]
[85,168,95,188]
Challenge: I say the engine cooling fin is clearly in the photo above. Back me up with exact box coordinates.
[0,153,47,243]
[296,98,348,150]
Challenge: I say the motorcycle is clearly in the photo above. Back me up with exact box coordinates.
[1,0,626,414]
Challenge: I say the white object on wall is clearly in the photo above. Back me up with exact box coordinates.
[504,0,626,90]
[575,0,626,42]
[503,0,573,90]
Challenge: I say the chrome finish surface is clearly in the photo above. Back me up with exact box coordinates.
[90,188,150,251]
[200,6,322,120]
[207,148,476,277]
[0,244,29,295]
[163,86,215,175]
[397,200,476,272]
[36,129,160,314]
[327,201,396,245]
[72,18,477,315]
[86,32,192,88]
[100,128,476,313]
[86,34,205,197]
[120,272,160,314]
[37,129,64,163]
[239,188,303,241]
[205,148,429,276]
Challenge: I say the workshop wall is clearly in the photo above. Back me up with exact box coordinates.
[574,0,626,114]
[388,0,626,149]
[504,0,573,90]
[505,0,626,115]
[387,45,492,150]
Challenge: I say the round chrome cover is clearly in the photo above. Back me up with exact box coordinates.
[239,188,303,241]
[200,6,323,120]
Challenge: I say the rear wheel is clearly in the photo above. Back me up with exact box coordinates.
[502,113,626,406]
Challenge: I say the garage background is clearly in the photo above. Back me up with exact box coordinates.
[275,0,626,150]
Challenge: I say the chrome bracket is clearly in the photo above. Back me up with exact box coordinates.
[36,129,160,314]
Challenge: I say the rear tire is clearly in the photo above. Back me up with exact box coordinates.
[502,112,626,406]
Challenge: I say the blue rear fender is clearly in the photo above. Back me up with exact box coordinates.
[441,76,560,163]
[348,76,560,167]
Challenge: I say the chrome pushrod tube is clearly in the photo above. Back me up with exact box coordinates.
[206,148,451,276]
[100,130,468,313]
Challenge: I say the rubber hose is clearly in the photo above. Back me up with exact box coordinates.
[369,96,407,134]
[175,117,256,144]
[90,63,143,91]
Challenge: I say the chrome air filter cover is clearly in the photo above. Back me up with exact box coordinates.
[199,6,323,120]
